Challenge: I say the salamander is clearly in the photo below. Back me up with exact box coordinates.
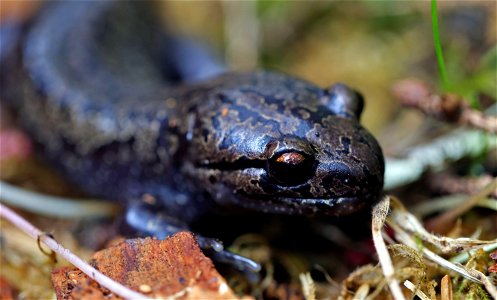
[0,2,384,270]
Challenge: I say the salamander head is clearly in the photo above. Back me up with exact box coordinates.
[189,72,384,216]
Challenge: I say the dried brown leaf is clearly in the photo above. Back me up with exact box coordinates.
[52,232,250,300]
[441,275,453,300]
[0,276,17,300]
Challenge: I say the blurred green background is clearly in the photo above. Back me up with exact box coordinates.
[1,0,495,136]
[160,0,496,137]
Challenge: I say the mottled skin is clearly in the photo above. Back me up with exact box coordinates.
[0,3,384,251]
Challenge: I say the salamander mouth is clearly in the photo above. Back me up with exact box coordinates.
[196,160,380,216]
[197,157,266,171]
[241,194,371,217]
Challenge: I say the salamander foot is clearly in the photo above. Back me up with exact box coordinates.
[197,236,261,273]
[125,203,261,276]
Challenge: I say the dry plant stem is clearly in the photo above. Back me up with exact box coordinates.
[366,281,388,300]
[392,79,497,134]
[0,203,150,300]
[450,243,497,264]
[465,269,497,299]
[383,129,496,190]
[440,275,452,300]
[387,197,497,297]
[385,80,497,190]
[299,272,316,300]
[389,197,495,253]
[390,221,481,284]
[0,180,119,218]
[403,280,429,300]
[354,284,370,299]
[467,269,497,300]
[462,109,497,134]
[372,196,406,300]
[387,198,497,296]
[426,179,497,232]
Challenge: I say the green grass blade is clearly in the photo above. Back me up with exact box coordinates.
[431,0,450,91]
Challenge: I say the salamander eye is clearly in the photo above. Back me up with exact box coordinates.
[267,151,315,185]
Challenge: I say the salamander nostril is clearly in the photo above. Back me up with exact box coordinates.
[317,162,363,197]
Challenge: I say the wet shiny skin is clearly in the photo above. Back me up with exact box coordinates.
[0,3,384,226]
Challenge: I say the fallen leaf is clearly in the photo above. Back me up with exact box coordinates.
[52,232,251,299]
[0,276,17,300]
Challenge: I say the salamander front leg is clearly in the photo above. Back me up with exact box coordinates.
[196,237,260,274]
[125,202,189,239]
[125,202,261,274]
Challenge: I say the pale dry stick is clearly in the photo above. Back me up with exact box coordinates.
[384,129,497,190]
[366,281,388,300]
[299,272,316,300]
[461,108,497,134]
[389,197,495,253]
[391,225,482,284]
[465,269,497,299]
[386,198,486,284]
[403,280,429,300]
[388,197,496,298]
[450,242,497,264]
[354,284,370,300]
[371,196,406,300]
[0,180,119,218]
[384,95,497,190]
[440,275,453,300]
[0,203,150,300]
[393,79,497,134]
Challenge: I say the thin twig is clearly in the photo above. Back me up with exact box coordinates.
[440,275,453,300]
[462,109,497,135]
[465,268,497,299]
[389,220,482,284]
[384,129,497,190]
[387,197,497,298]
[299,272,316,300]
[389,197,495,253]
[450,243,497,264]
[372,196,406,300]
[0,203,150,300]
[372,196,496,297]
[419,240,480,284]
[0,180,119,218]
[355,284,370,299]
[403,280,429,300]
[392,79,497,133]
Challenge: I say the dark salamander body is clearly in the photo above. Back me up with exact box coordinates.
[0,2,384,265]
